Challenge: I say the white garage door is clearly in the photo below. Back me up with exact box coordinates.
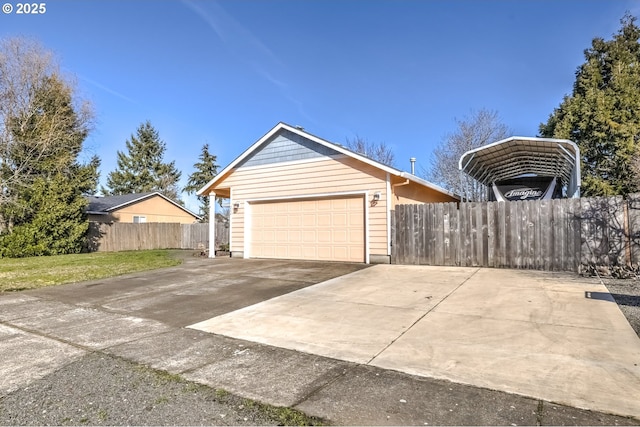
[250,197,365,262]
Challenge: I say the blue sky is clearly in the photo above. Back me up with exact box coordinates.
[1,0,638,212]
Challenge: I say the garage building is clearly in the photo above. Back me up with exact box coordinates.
[198,123,459,263]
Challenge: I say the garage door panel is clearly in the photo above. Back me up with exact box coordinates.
[317,199,332,210]
[349,230,363,244]
[302,214,316,226]
[317,246,333,259]
[289,216,301,226]
[333,212,348,226]
[331,199,348,211]
[289,230,302,243]
[318,230,331,243]
[302,246,317,258]
[333,246,348,259]
[317,213,331,226]
[289,246,302,258]
[250,197,365,262]
[349,212,363,226]
[333,230,348,243]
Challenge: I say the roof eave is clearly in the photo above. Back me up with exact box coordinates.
[197,122,459,201]
[197,122,402,195]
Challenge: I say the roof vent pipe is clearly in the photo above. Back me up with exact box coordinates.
[410,157,416,175]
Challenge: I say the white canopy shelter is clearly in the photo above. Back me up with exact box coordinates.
[459,136,581,199]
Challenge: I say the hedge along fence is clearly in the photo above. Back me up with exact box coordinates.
[86,222,228,252]
[392,194,640,273]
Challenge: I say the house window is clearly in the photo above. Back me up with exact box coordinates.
[133,215,147,223]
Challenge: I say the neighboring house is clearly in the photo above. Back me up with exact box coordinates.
[197,122,459,264]
[87,192,200,224]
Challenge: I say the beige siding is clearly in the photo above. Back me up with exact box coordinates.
[391,179,458,207]
[108,196,197,224]
[210,155,389,257]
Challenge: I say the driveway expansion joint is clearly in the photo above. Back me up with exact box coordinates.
[0,319,93,353]
[366,267,481,365]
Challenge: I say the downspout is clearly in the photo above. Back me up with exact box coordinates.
[391,177,410,202]
[392,178,410,189]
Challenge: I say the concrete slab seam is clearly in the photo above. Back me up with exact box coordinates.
[366,267,481,365]
[0,320,94,353]
[0,316,170,355]
[288,362,356,410]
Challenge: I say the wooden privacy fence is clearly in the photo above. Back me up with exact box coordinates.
[392,194,640,272]
[87,222,228,252]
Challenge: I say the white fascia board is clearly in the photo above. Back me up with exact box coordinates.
[197,122,401,196]
[197,122,459,202]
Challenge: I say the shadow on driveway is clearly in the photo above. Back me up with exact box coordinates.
[26,256,370,327]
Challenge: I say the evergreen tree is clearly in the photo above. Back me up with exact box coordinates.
[103,121,182,201]
[539,14,640,196]
[185,143,219,221]
[0,173,94,257]
[0,39,98,257]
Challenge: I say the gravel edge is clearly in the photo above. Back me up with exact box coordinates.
[601,278,640,337]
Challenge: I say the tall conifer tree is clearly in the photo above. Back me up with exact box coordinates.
[540,14,640,196]
[103,121,182,201]
[185,143,219,221]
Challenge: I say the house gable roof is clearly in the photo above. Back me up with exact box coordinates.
[87,191,201,219]
[237,127,341,168]
[197,122,459,200]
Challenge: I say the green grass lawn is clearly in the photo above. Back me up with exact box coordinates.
[0,250,183,292]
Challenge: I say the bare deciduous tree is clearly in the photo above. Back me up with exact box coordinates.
[423,109,511,201]
[345,136,395,167]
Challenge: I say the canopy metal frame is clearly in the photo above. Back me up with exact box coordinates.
[458,136,580,199]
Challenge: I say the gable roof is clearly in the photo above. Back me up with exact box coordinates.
[197,122,459,200]
[87,191,201,219]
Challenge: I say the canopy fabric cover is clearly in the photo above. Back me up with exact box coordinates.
[458,136,581,198]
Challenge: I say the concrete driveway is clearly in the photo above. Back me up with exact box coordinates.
[24,257,369,327]
[190,264,640,419]
[2,257,640,424]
